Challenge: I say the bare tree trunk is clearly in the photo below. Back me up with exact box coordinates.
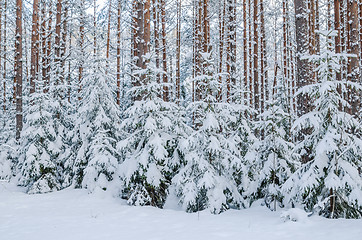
[294,0,310,116]
[0,1,3,112]
[116,0,121,105]
[93,0,97,56]
[132,0,151,100]
[335,0,341,81]
[61,1,68,85]
[78,0,85,100]
[106,0,112,75]
[45,0,52,91]
[260,0,267,111]
[243,0,248,105]
[160,0,168,102]
[2,0,7,111]
[349,0,360,115]
[176,0,181,101]
[152,0,160,82]
[248,0,253,107]
[253,0,259,114]
[30,0,40,95]
[218,0,225,102]
[226,0,236,102]
[15,0,23,140]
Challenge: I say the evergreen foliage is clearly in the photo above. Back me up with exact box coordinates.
[284,30,362,218]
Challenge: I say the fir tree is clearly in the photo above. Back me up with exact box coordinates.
[173,53,244,213]
[245,69,296,210]
[284,30,362,218]
[118,57,190,207]
[17,80,62,194]
[72,58,121,194]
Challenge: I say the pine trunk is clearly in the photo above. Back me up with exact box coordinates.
[15,0,23,140]
[117,0,121,105]
[176,0,181,101]
[294,0,310,116]
[106,0,112,74]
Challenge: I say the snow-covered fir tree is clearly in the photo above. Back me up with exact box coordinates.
[17,79,62,194]
[284,30,362,218]
[0,108,15,180]
[172,53,245,213]
[245,67,296,210]
[72,57,121,194]
[118,56,190,207]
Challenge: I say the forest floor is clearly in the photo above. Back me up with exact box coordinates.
[0,182,361,240]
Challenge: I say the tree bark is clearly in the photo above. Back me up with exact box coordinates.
[106,0,112,75]
[160,0,168,102]
[176,0,181,101]
[15,0,23,140]
[30,0,40,95]
[117,0,121,105]
[294,0,310,116]
[253,0,259,114]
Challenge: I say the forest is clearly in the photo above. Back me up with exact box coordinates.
[0,0,361,219]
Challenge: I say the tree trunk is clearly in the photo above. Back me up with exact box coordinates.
[243,0,248,105]
[93,0,97,56]
[15,0,23,140]
[116,0,121,105]
[160,0,168,102]
[294,0,310,116]
[176,0,181,101]
[260,0,267,112]
[2,0,7,111]
[30,0,40,95]
[0,1,3,112]
[106,0,112,75]
[45,0,52,91]
[349,0,360,115]
[253,0,259,114]
[78,0,85,100]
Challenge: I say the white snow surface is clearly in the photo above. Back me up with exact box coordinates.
[1,182,361,240]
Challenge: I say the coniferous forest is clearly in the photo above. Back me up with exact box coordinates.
[0,0,362,219]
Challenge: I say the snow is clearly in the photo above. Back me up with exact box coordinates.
[1,182,362,240]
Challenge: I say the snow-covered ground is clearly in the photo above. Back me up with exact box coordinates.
[1,182,361,240]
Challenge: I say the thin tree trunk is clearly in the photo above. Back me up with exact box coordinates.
[45,0,52,91]
[0,1,3,112]
[160,0,168,102]
[176,0,181,101]
[2,0,6,111]
[218,0,225,102]
[93,0,97,56]
[243,0,248,105]
[30,0,40,95]
[106,0,112,75]
[260,0,267,111]
[15,0,23,140]
[116,0,121,105]
[152,0,160,82]
[253,0,259,114]
[248,0,253,107]
[78,0,85,100]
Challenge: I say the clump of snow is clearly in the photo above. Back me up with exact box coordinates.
[280,208,311,222]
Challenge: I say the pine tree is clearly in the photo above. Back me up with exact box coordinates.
[173,53,244,213]
[17,78,62,194]
[284,30,362,218]
[72,58,121,194]
[245,66,296,211]
[118,59,190,207]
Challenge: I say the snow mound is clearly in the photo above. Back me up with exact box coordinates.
[280,208,311,222]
